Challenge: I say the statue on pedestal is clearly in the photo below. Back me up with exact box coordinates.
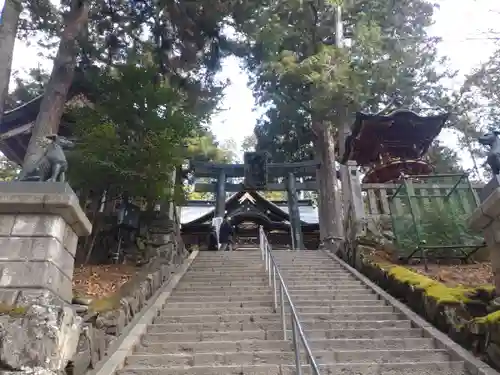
[16,135,74,182]
[478,130,500,175]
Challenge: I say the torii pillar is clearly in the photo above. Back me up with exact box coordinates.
[287,172,304,250]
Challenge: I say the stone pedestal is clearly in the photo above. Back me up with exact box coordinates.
[468,187,500,291]
[0,182,92,306]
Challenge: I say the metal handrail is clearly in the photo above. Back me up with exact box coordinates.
[258,226,322,375]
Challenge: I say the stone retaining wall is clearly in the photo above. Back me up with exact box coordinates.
[67,240,188,375]
[338,243,500,370]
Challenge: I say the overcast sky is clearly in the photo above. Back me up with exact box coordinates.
[8,0,500,167]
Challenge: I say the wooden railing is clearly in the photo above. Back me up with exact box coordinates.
[361,182,484,220]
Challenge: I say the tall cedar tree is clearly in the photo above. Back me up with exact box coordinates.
[237,0,455,243]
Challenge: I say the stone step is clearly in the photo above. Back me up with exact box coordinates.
[124,349,449,367]
[174,283,368,291]
[277,266,344,269]
[142,327,425,343]
[177,277,357,284]
[118,361,465,375]
[182,271,266,276]
[182,272,352,277]
[166,295,385,304]
[153,311,401,328]
[274,261,339,265]
[135,337,436,354]
[171,287,371,295]
[160,305,396,316]
[282,361,466,375]
[188,265,266,269]
[154,311,395,324]
[169,287,372,302]
[170,290,378,299]
[116,250,466,375]
[192,260,264,264]
[162,300,392,311]
[147,319,409,334]
[180,277,358,283]
[195,254,262,256]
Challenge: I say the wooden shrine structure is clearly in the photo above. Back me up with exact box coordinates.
[339,109,448,183]
[181,191,320,250]
[190,159,332,250]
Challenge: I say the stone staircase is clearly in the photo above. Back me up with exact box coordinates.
[118,250,469,375]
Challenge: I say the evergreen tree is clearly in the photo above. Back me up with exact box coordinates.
[237,0,455,243]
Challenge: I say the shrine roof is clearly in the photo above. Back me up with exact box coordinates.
[0,70,93,164]
[340,109,448,165]
[180,191,318,227]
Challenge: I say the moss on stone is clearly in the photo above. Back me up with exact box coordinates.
[89,295,120,313]
[378,264,483,304]
[474,310,500,324]
[0,303,27,317]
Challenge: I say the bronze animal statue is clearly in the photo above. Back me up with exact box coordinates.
[17,135,74,182]
[478,130,500,175]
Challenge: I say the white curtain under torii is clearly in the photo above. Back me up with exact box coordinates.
[212,216,223,249]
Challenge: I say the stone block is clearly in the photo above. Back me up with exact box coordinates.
[0,215,15,235]
[485,224,500,247]
[0,182,92,307]
[468,205,493,232]
[63,225,79,256]
[480,175,500,203]
[0,298,81,372]
[0,237,74,279]
[0,260,72,303]
[11,214,66,241]
[481,187,500,220]
[0,182,91,236]
[67,325,92,375]
[0,288,19,304]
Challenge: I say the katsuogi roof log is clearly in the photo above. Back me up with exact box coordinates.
[340,109,449,165]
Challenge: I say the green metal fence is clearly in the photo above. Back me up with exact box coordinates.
[388,173,485,264]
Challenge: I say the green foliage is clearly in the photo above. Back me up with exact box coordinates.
[241,134,257,153]
[4,68,49,110]
[183,131,238,200]
[390,179,483,260]
[426,140,463,174]
[68,65,199,203]
[239,0,457,163]
[0,156,19,181]
[259,191,286,200]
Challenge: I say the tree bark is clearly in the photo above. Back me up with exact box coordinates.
[315,166,326,245]
[0,0,22,123]
[315,123,343,249]
[23,0,89,170]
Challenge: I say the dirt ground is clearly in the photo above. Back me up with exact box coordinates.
[367,249,494,288]
[72,265,139,298]
[409,263,493,288]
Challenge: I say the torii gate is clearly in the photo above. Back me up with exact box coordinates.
[190,158,322,250]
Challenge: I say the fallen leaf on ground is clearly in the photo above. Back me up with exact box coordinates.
[73,265,139,298]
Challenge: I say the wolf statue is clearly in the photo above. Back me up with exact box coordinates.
[17,135,74,182]
[478,130,500,176]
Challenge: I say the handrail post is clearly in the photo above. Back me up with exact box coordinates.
[272,266,277,312]
[292,318,302,375]
[280,284,286,340]
[264,244,268,271]
[268,259,272,286]
[259,226,264,260]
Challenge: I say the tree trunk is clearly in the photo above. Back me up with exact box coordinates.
[315,166,326,246]
[0,0,21,123]
[23,0,89,169]
[315,123,343,249]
